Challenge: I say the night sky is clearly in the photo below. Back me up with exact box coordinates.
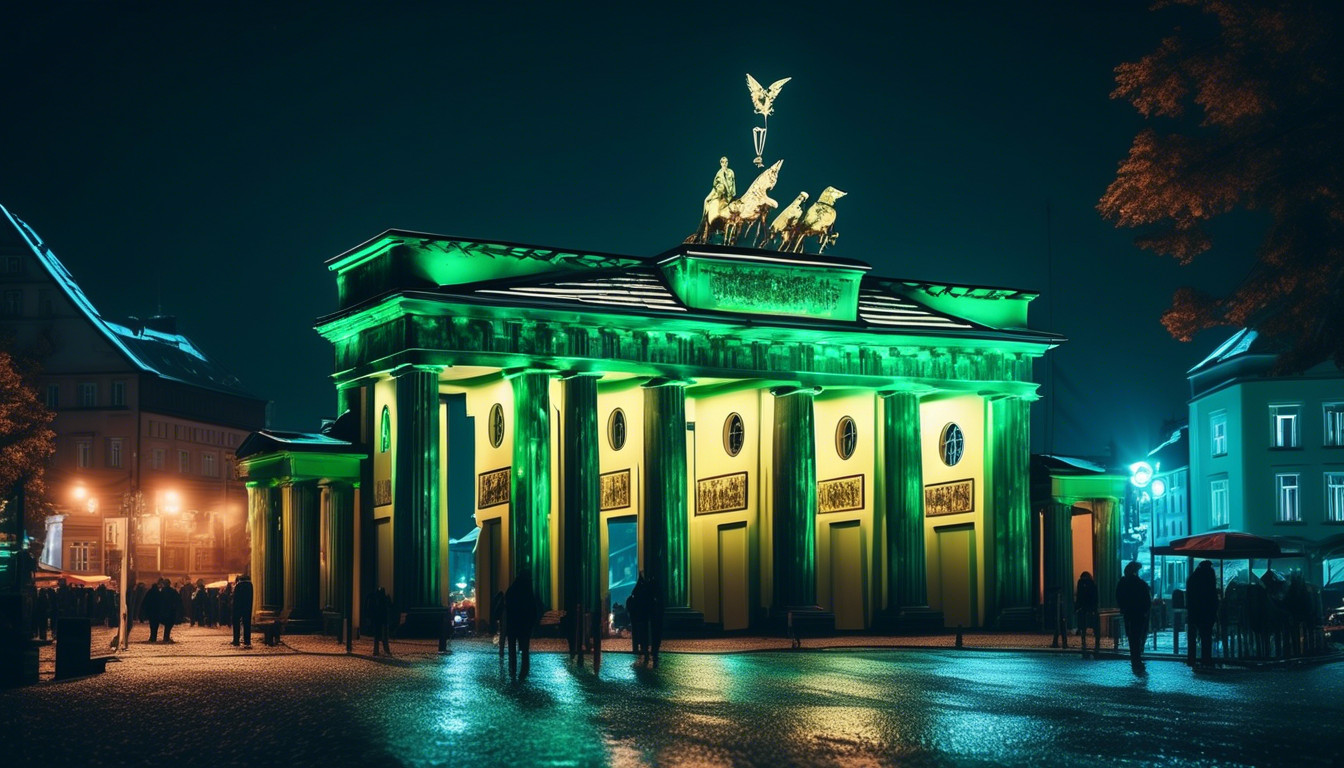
[0,1,1259,462]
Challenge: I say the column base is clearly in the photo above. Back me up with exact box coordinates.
[397,606,450,639]
[874,606,945,634]
[996,606,1037,632]
[661,606,706,637]
[772,605,836,639]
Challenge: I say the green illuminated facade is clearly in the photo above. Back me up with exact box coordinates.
[242,235,1059,633]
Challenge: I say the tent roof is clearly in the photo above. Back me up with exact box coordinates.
[1151,531,1293,558]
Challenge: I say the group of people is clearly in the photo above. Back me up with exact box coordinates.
[625,574,664,666]
[31,583,120,640]
[135,575,255,647]
[489,569,542,679]
[1050,560,1224,674]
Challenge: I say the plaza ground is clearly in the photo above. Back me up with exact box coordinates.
[5,624,1342,767]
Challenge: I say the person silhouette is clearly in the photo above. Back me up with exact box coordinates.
[1116,561,1153,674]
[1075,571,1099,656]
[1186,560,1219,667]
[505,569,537,679]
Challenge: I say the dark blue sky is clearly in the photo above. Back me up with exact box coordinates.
[0,1,1256,462]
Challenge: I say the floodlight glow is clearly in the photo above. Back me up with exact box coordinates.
[71,485,87,500]
[1151,478,1166,498]
[163,490,182,514]
[1129,461,1153,488]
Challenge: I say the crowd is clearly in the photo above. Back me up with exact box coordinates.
[30,577,251,645]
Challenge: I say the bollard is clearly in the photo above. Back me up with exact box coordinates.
[955,625,963,648]
[54,617,92,681]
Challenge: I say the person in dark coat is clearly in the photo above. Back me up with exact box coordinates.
[34,588,50,641]
[1116,561,1152,673]
[646,574,665,666]
[160,579,180,643]
[363,587,393,656]
[504,570,537,678]
[142,580,163,642]
[627,575,648,660]
[1074,571,1100,654]
[1047,586,1069,649]
[1186,560,1219,667]
[130,582,146,627]
[232,575,254,648]
[491,589,506,659]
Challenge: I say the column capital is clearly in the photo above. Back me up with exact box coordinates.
[558,370,605,381]
[878,385,935,399]
[390,363,444,379]
[641,376,694,389]
[769,385,823,398]
[502,366,559,380]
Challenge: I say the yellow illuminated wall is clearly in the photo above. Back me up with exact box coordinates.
[813,392,878,629]
[920,394,988,627]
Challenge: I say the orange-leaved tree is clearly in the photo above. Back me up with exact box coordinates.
[0,349,55,535]
[1099,0,1344,371]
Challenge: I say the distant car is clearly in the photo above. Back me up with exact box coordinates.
[1326,602,1344,642]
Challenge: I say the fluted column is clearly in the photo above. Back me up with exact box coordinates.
[511,370,552,606]
[882,391,928,611]
[771,387,818,609]
[1044,501,1075,624]
[989,396,1033,628]
[285,481,321,621]
[263,486,284,611]
[1093,499,1121,613]
[246,484,272,615]
[643,380,691,608]
[562,374,601,615]
[393,365,442,610]
[322,482,353,616]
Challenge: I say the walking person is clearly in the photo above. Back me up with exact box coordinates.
[1075,571,1100,656]
[142,580,163,642]
[1116,561,1153,674]
[160,579,180,643]
[1047,586,1069,649]
[646,574,665,666]
[628,575,648,661]
[1186,560,1219,667]
[364,587,393,656]
[231,575,253,649]
[491,589,506,659]
[505,570,536,679]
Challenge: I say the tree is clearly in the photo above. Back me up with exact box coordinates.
[1099,0,1344,371]
[0,349,56,535]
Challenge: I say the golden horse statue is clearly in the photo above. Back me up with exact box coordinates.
[688,159,782,246]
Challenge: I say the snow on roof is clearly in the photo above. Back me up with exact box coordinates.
[1187,328,1263,375]
[1,203,256,398]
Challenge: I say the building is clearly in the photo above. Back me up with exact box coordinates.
[1031,454,1126,626]
[1187,328,1344,585]
[1137,425,1190,598]
[0,204,268,585]
[237,233,1059,634]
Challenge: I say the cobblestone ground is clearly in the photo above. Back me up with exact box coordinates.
[6,624,1342,767]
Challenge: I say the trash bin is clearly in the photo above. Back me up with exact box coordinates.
[55,617,91,681]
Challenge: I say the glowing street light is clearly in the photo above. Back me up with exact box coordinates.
[162,490,182,515]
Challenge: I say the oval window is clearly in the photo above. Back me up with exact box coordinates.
[836,416,857,460]
[940,423,965,466]
[723,412,745,457]
[379,406,391,453]
[608,408,627,451]
[488,403,505,448]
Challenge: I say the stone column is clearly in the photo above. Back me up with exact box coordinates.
[880,391,941,631]
[642,380,702,630]
[511,370,552,606]
[990,396,1034,629]
[393,366,443,631]
[322,483,353,616]
[246,484,270,616]
[1044,501,1075,627]
[284,481,320,622]
[1092,499,1122,613]
[562,374,601,620]
[771,387,819,611]
[263,486,284,611]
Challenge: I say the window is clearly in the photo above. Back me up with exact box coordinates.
[1210,478,1229,527]
[1210,412,1227,456]
[110,380,125,407]
[107,438,123,469]
[939,423,965,466]
[607,408,626,451]
[380,405,393,452]
[45,384,58,410]
[835,416,857,460]
[178,450,190,474]
[79,382,97,407]
[1325,404,1344,447]
[723,412,745,457]
[1327,473,1344,523]
[1,290,21,316]
[202,452,218,478]
[1271,405,1300,448]
[69,541,93,572]
[76,440,92,469]
[151,448,165,471]
[487,403,504,449]
[1276,473,1301,522]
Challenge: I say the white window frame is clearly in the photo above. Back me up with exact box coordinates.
[1210,478,1229,527]
[151,448,165,471]
[79,382,97,408]
[1210,412,1228,456]
[76,440,93,469]
[178,450,190,474]
[201,452,217,478]
[1324,404,1344,447]
[1271,405,1300,448]
[1326,472,1344,523]
[110,380,125,407]
[69,541,93,572]
[107,438,123,469]
[1276,473,1301,522]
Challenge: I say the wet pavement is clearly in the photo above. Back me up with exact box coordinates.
[4,626,1342,767]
